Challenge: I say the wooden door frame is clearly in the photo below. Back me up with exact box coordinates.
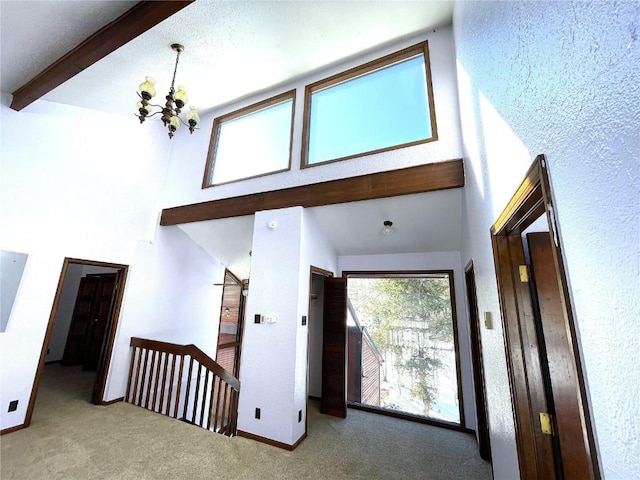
[24,257,128,427]
[491,154,599,478]
[306,266,333,434]
[464,260,492,462]
[342,270,466,430]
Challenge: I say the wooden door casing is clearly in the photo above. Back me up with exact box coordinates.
[528,232,594,479]
[491,155,599,479]
[464,262,492,462]
[321,276,347,418]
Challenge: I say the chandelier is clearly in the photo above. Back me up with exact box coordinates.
[136,43,199,139]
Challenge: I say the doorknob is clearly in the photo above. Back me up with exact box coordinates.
[93,318,99,323]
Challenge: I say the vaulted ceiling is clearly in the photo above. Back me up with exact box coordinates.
[0,1,460,279]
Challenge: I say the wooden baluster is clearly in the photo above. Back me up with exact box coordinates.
[192,362,203,425]
[220,382,229,435]
[138,348,150,407]
[206,373,216,431]
[200,369,210,429]
[144,349,157,409]
[173,354,184,419]
[151,351,163,412]
[183,357,194,421]
[229,390,238,436]
[161,353,172,415]
[126,346,138,403]
[212,376,222,432]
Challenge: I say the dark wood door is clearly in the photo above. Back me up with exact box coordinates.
[321,276,347,418]
[62,275,99,366]
[83,274,118,371]
[528,233,594,479]
[62,273,117,371]
[464,264,492,462]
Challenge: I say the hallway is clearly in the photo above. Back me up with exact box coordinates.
[1,364,491,479]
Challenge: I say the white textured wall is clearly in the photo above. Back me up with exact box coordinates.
[45,263,83,362]
[297,209,338,439]
[237,207,336,445]
[105,226,223,401]
[454,2,640,478]
[0,96,223,428]
[160,26,462,208]
[338,251,475,431]
[238,207,305,444]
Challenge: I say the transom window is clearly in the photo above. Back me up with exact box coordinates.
[203,90,295,187]
[302,41,437,167]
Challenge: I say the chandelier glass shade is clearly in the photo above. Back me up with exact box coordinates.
[136,44,199,139]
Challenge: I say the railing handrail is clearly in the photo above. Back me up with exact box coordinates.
[127,336,240,437]
[129,337,240,390]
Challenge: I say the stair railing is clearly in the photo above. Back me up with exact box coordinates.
[126,337,240,436]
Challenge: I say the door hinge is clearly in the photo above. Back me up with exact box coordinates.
[519,265,530,283]
[539,412,555,435]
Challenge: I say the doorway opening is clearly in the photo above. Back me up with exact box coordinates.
[464,260,491,462]
[25,258,128,428]
[491,154,599,479]
[345,271,463,428]
[215,269,246,378]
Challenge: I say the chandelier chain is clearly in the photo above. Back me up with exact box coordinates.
[170,49,181,94]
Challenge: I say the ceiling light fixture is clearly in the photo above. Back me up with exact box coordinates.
[382,220,395,235]
[136,43,199,139]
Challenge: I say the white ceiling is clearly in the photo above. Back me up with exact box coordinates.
[0,1,461,280]
[179,189,462,280]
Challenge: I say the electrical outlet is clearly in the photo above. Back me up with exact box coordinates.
[255,408,261,419]
[298,410,302,422]
[8,400,18,412]
[301,315,307,326]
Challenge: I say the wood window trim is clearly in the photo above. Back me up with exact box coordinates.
[342,270,464,428]
[491,154,600,478]
[300,40,438,169]
[202,89,296,188]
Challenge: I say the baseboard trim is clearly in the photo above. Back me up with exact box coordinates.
[1,423,27,436]
[237,430,307,450]
[101,396,125,406]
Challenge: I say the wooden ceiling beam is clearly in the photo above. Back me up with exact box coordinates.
[10,1,194,111]
[160,159,465,226]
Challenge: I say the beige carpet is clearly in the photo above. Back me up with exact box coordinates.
[1,364,492,479]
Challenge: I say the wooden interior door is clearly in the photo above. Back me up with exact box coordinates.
[464,263,492,462]
[321,276,347,418]
[61,273,117,371]
[527,232,594,479]
[62,275,99,366]
[83,273,118,371]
